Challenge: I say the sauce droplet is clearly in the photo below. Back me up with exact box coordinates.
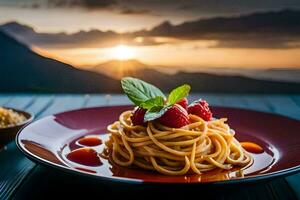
[75,167,97,174]
[66,148,102,166]
[77,137,102,147]
[241,142,264,154]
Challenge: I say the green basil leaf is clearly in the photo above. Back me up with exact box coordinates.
[121,77,165,106]
[167,84,191,105]
[140,96,165,110]
[144,106,171,122]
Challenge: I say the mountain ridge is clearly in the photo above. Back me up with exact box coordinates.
[1,29,300,93]
[0,30,120,93]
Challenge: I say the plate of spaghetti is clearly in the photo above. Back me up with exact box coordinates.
[16,78,300,184]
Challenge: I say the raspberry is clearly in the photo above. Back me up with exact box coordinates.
[158,104,189,128]
[131,107,147,126]
[187,99,212,121]
[176,97,188,110]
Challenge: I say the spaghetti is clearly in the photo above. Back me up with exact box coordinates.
[103,110,253,175]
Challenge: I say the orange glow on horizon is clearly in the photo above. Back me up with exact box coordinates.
[33,44,300,70]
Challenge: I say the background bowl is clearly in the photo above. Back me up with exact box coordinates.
[0,108,34,146]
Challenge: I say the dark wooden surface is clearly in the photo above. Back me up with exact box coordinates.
[0,94,300,199]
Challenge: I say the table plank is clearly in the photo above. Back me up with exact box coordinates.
[263,95,300,120]
[0,95,38,199]
[11,95,89,198]
[0,142,34,199]
[190,93,223,106]
[290,95,300,107]
[216,94,248,107]
[269,178,298,200]
[287,174,300,199]
[237,95,275,112]
[84,94,108,107]
[262,95,300,198]
[26,95,55,117]
[105,94,131,105]
[0,95,90,199]
[3,95,36,110]
[38,95,87,117]
[13,164,297,200]
[0,95,14,105]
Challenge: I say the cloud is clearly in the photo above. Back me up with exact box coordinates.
[144,9,300,48]
[47,0,155,16]
[1,9,300,49]
[2,0,300,19]
[213,38,300,49]
[47,0,116,9]
[0,21,122,48]
[31,3,41,9]
[120,8,151,15]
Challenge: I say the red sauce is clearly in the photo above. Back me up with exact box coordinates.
[75,167,97,174]
[241,142,264,154]
[77,137,102,147]
[66,148,102,166]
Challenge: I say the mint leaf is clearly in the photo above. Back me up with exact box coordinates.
[144,106,171,122]
[121,77,165,106]
[140,96,165,110]
[167,84,191,105]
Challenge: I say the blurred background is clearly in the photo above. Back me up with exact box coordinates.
[1,0,300,93]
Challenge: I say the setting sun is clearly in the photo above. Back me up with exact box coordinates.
[111,45,136,60]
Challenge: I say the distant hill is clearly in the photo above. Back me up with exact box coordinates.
[91,59,300,83]
[0,31,119,93]
[154,70,300,93]
[91,59,148,79]
[89,60,300,93]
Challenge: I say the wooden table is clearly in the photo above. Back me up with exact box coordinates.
[1,94,300,199]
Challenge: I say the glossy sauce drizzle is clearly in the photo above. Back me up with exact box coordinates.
[66,148,102,166]
[241,142,264,154]
[75,167,97,174]
[77,137,102,147]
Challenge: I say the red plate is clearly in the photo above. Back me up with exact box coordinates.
[16,106,300,184]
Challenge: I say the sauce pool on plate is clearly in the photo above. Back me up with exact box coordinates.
[77,137,102,147]
[66,148,102,166]
[241,142,264,154]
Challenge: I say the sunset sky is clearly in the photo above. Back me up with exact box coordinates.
[1,0,300,69]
